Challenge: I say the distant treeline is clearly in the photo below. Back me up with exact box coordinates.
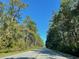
[46,0,79,57]
[0,0,43,51]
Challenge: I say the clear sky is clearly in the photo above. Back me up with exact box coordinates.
[2,0,60,42]
[22,0,60,42]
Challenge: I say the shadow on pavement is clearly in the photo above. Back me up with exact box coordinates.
[5,57,36,59]
[36,49,77,59]
[37,49,55,55]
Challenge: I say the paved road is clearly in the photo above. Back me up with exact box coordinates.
[0,48,78,59]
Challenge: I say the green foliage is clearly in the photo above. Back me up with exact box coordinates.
[46,0,79,57]
[0,0,43,52]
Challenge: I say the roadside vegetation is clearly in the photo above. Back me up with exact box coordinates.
[0,0,43,56]
[46,0,79,57]
[0,46,41,58]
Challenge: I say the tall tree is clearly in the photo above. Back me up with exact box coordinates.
[8,0,27,19]
[46,0,79,56]
[0,0,43,51]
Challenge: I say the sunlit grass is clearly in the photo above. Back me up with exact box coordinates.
[0,47,41,58]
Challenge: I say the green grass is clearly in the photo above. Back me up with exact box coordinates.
[0,50,25,58]
[0,47,42,58]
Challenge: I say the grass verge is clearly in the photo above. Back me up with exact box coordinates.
[0,47,41,58]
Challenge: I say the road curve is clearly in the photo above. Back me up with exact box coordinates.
[0,48,78,59]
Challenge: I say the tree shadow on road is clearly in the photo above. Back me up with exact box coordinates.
[5,57,36,59]
[37,49,56,55]
[36,49,77,59]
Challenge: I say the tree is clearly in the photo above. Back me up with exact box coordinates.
[23,16,37,33]
[46,0,79,56]
[8,0,27,19]
[0,0,43,51]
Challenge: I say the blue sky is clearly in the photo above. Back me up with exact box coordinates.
[22,0,60,42]
[2,0,60,42]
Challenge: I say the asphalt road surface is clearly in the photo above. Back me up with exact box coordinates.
[0,48,78,59]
